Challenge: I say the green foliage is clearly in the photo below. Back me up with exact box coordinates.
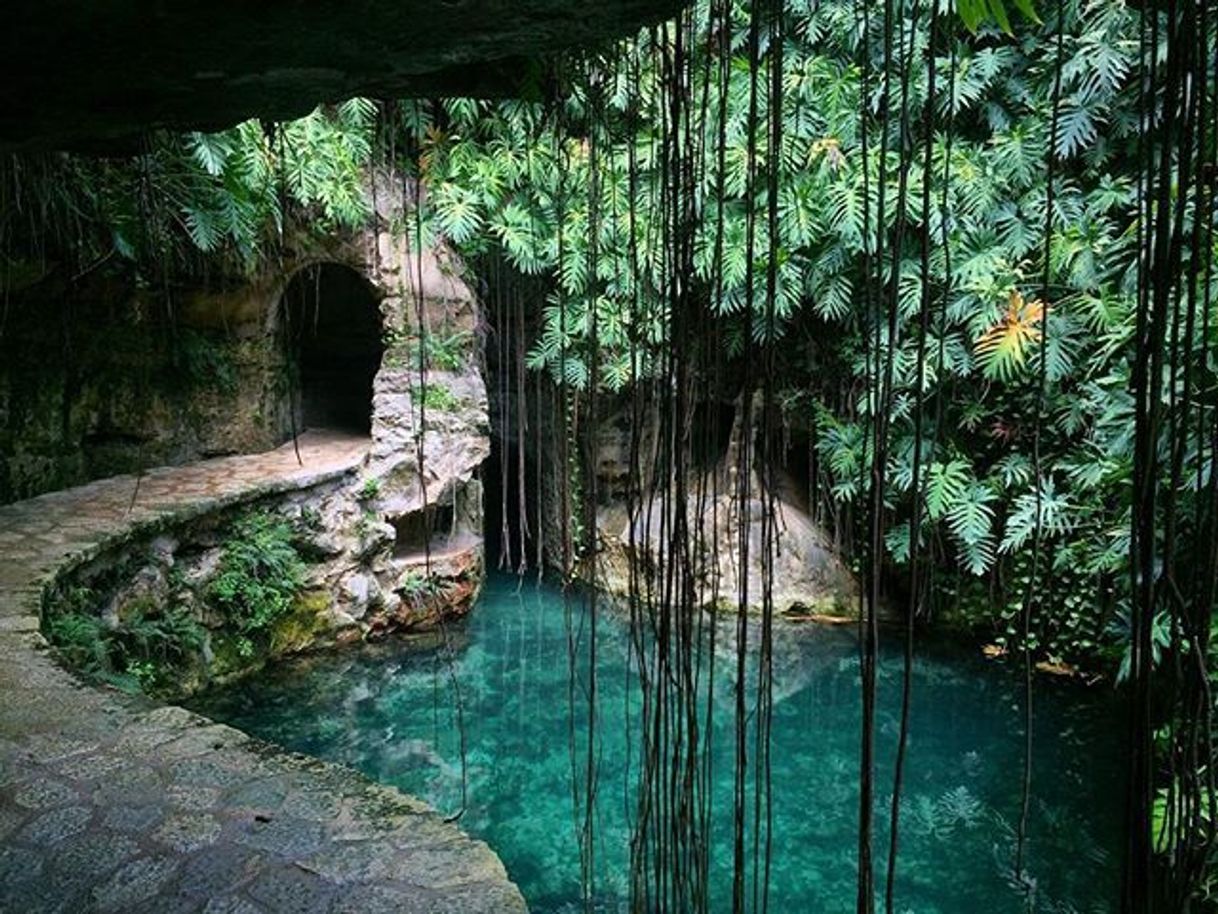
[207,512,306,639]
[493,0,1183,669]
[973,291,1045,382]
[46,597,205,694]
[998,479,1075,554]
[1153,778,1213,858]
[179,100,375,266]
[413,383,463,412]
[416,329,473,371]
[946,483,998,576]
[399,569,443,606]
[46,609,109,673]
[5,101,377,278]
[925,460,973,522]
[359,477,381,500]
[958,0,1040,32]
[386,328,474,371]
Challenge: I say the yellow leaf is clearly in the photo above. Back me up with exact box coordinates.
[974,290,1046,381]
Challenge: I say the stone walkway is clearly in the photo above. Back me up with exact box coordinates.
[0,432,527,914]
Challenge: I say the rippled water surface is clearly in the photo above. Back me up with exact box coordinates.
[190,574,1122,913]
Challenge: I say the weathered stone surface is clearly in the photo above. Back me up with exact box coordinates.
[527,396,858,616]
[0,280,294,505]
[2,181,493,657]
[91,855,180,911]
[154,811,223,852]
[598,481,859,615]
[2,0,684,150]
[0,434,526,914]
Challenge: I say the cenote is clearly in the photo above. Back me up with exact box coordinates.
[4,0,1216,909]
[190,574,1123,913]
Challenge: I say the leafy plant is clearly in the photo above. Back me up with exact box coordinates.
[207,512,306,637]
[957,0,1039,33]
[410,329,473,371]
[398,569,446,608]
[974,290,1046,382]
[47,609,109,674]
[46,603,205,694]
[413,383,463,412]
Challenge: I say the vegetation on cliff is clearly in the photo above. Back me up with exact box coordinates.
[44,509,310,694]
[9,0,1194,672]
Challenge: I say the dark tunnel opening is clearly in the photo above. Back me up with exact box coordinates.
[281,264,384,435]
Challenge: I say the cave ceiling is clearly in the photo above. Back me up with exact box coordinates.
[1,0,684,152]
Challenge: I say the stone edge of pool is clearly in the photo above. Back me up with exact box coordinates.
[0,436,528,914]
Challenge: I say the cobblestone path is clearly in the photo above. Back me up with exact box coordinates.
[0,432,527,914]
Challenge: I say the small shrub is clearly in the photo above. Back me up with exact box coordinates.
[359,477,381,500]
[416,330,472,371]
[398,570,444,607]
[47,609,109,673]
[386,329,471,371]
[46,603,205,694]
[413,383,462,412]
[207,511,306,637]
[355,509,377,541]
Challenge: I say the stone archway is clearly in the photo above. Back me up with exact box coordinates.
[281,263,384,435]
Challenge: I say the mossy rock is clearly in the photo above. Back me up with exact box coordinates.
[208,631,258,681]
[205,589,329,681]
[781,595,856,621]
[269,588,330,656]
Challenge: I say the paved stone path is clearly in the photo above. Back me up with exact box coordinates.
[0,432,527,914]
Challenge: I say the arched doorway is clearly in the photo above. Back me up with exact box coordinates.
[281,264,384,435]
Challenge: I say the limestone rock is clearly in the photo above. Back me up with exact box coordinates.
[339,572,382,619]
[179,548,223,589]
[104,562,171,626]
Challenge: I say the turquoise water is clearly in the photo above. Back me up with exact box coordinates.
[189,574,1122,913]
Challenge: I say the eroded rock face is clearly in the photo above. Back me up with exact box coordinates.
[2,0,684,150]
[0,279,294,504]
[358,175,491,630]
[598,471,859,616]
[528,397,858,617]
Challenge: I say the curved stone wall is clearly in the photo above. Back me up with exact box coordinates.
[0,435,526,913]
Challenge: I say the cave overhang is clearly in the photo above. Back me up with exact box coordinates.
[1,0,685,152]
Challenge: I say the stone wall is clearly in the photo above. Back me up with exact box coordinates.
[0,274,291,504]
[42,445,483,700]
[25,170,494,692]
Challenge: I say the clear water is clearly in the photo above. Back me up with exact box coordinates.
[189,574,1122,913]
